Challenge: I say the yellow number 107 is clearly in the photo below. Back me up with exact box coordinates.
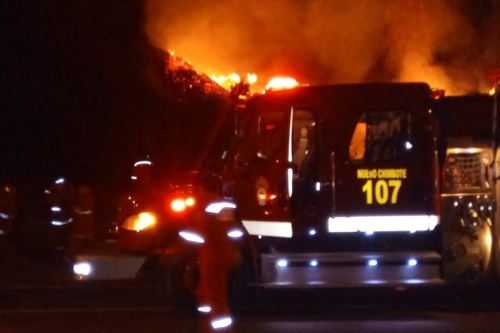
[362,180,402,205]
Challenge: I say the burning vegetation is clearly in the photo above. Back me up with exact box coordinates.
[145,0,500,95]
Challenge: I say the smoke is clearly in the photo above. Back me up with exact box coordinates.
[145,0,499,94]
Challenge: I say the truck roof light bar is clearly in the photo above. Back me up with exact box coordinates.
[327,215,439,233]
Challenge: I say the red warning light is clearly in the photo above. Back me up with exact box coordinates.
[265,124,276,130]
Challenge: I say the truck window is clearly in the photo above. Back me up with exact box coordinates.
[292,110,316,179]
[349,111,411,163]
[256,111,286,161]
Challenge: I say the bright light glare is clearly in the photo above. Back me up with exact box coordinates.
[134,212,157,231]
[407,258,418,267]
[197,305,211,313]
[309,260,319,267]
[51,206,62,212]
[308,228,317,236]
[0,212,12,219]
[54,178,65,184]
[328,215,439,233]
[266,77,299,91]
[205,201,236,214]
[171,198,187,213]
[73,262,92,276]
[368,259,378,267]
[277,259,288,268]
[211,316,233,330]
[122,212,156,232]
[51,219,73,226]
[179,230,205,244]
[227,228,244,239]
[405,141,413,150]
[185,197,196,207]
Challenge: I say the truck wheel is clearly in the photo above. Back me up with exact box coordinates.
[228,263,258,312]
[158,255,199,311]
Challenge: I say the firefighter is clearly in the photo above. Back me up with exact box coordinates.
[117,159,155,224]
[0,184,16,254]
[68,185,95,258]
[47,177,76,259]
[131,159,153,189]
[196,175,240,333]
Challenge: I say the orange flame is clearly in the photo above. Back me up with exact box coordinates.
[265,77,299,91]
[210,73,241,90]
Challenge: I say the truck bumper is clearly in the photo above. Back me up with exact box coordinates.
[73,241,147,281]
[259,251,443,288]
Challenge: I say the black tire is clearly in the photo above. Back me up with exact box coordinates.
[157,254,199,311]
[228,261,259,312]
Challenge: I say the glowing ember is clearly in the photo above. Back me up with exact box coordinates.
[265,77,299,91]
[489,87,496,96]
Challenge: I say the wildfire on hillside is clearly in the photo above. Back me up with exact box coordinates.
[146,1,500,97]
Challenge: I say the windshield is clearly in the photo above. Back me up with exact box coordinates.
[255,111,287,161]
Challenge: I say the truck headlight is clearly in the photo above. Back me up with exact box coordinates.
[122,212,157,232]
[73,261,93,277]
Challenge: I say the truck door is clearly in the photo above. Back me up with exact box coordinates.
[329,109,439,234]
[232,106,301,238]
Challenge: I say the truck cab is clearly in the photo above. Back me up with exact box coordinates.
[227,83,442,288]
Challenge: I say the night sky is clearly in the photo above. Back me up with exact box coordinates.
[3,1,165,187]
[2,0,499,188]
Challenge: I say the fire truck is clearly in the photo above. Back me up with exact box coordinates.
[73,83,499,301]
[194,83,498,289]
[436,94,498,282]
